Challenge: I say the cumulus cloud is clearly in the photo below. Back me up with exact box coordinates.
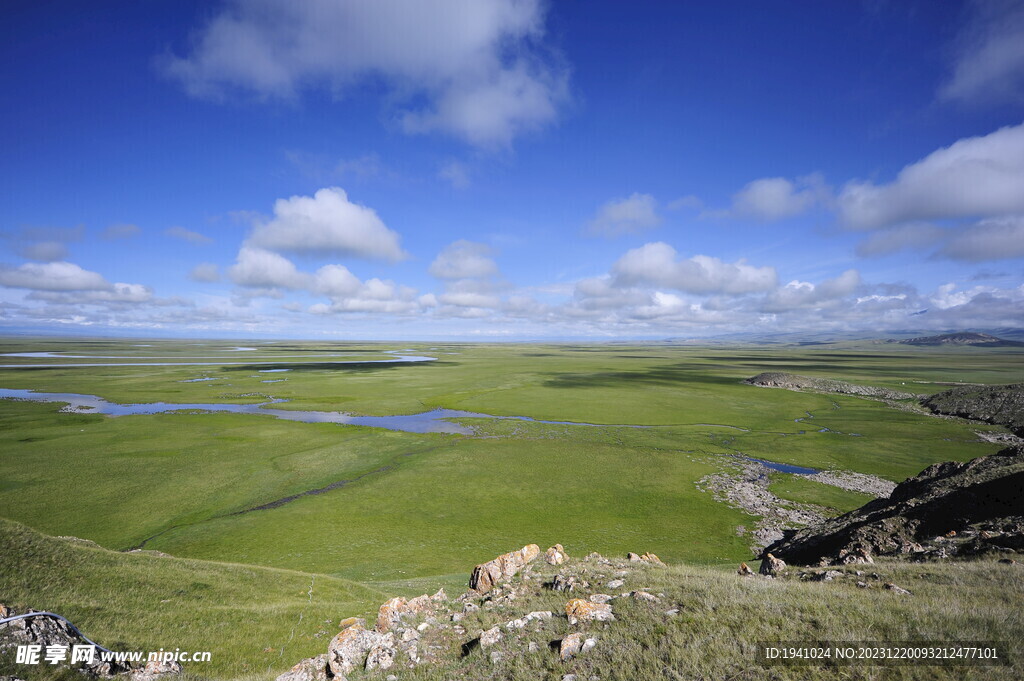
[249,187,406,261]
[429,240,498,279]
[728,176,823,221]
[940,0,1024,105]
[310,265,420,314]
[837,122,1024,230]
[166,226,213,244]
[586,193,661,237]
[164,0,568,147]
[940,215,1024,262]
[571,275,652,312]
[190,262,221,282]
[761,270,862,312]
[226,246,424,315]
[427,240,505,314]
[29,283,154,305]
[0,261,111,291]
[228,247,308,289]
[855,222,947,257]
[101,223,141,240]
[612,242,777,294]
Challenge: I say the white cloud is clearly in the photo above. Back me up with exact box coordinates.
[101,223,141,240]
[228,247,308,289]
[29,283,154,305]
[312,264,362,298]
[310,267,421,314]
[164,0,568,148]
[837,122,1024,230]
[612,242,777,294]
[586,193,661,237]
[429,240,498,280]
[400,60,567,148]
[940,215,1024,262]
[190,262,221,282]
[249,187,406,261]
[855,222,947,257]
[166,226,213,244]
[438,291,502,309]
[761,270,861,312]
[438,160,471,189]
[940,0,1024,105]
[0,261,111,291]
[729,176,821,221]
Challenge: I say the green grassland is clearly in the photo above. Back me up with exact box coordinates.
[768,473,876,515]
[0,518,387,679]
[2,338,1023,678]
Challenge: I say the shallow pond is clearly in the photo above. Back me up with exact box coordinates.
[746,456,819,475]
[0,389,644,436]
[0,354,436,368]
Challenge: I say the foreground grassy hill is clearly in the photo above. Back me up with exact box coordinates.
[0,518,389,679]
[2,519,1021,681]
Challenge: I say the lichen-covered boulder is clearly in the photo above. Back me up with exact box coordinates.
[559,632,584,660]
[365,633,396,671]
[469,544,541,593]
[274,654,328,681]
[759,553,787,577]
[545,544,568,565]
[480,626,502,647]
[565,599,614,626]
[375,597,407,633]
[327,623,380,676]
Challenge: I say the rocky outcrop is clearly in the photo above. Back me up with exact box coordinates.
[565,599,614,626]
[275,654,329,681]
[280,543,666,679]
[763,446,1024,566]
[626,552,664,565]
[922,384,1024,435]
[559,633,596,660]
[758,553,786,577]
[0,608,135,678]
[469,544,540,593]
[545,544,568,565]
[326,622,382,676]
[894,332,1024,347]
[745,372,919,400]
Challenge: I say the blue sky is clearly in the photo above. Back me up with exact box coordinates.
[2,0,1023,340]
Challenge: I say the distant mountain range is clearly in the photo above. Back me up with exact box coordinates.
[891,332,1024,347]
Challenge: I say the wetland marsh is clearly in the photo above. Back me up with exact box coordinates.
[2,337,1022,676]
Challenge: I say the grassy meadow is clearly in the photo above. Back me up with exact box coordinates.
[2,337,1023,678]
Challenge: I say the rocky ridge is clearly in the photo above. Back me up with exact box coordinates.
[277,545,672,681]
[922,384,1024,436]
[762,446,1024,566]
[892,332,1024,347]
[744,372,921,400]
